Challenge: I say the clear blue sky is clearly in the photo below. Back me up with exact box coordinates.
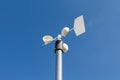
[0,0,120,80]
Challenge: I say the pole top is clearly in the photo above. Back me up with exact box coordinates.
[57,34,62,40]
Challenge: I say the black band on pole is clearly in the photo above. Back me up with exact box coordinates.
[54,40,63,53]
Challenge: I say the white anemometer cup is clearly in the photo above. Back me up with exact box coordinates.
[61,27,70,37]
[62,43,69,53]
[42,35,53,45]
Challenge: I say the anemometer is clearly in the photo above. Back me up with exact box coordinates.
[42,15,86,80]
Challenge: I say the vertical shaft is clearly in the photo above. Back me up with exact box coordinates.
[56,50,62,80]
[54,39,63,80]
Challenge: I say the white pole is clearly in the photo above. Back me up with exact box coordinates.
[54,35,63,80]
[56,50,62,80]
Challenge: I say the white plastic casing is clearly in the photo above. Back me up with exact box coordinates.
[57,34,62,40]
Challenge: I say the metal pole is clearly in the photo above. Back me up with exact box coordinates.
[54,39,63,80]
[56,50,62,80]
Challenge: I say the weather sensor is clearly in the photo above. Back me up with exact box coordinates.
[42,15,86,80]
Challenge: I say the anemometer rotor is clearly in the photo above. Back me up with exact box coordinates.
[42,15,85,48]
